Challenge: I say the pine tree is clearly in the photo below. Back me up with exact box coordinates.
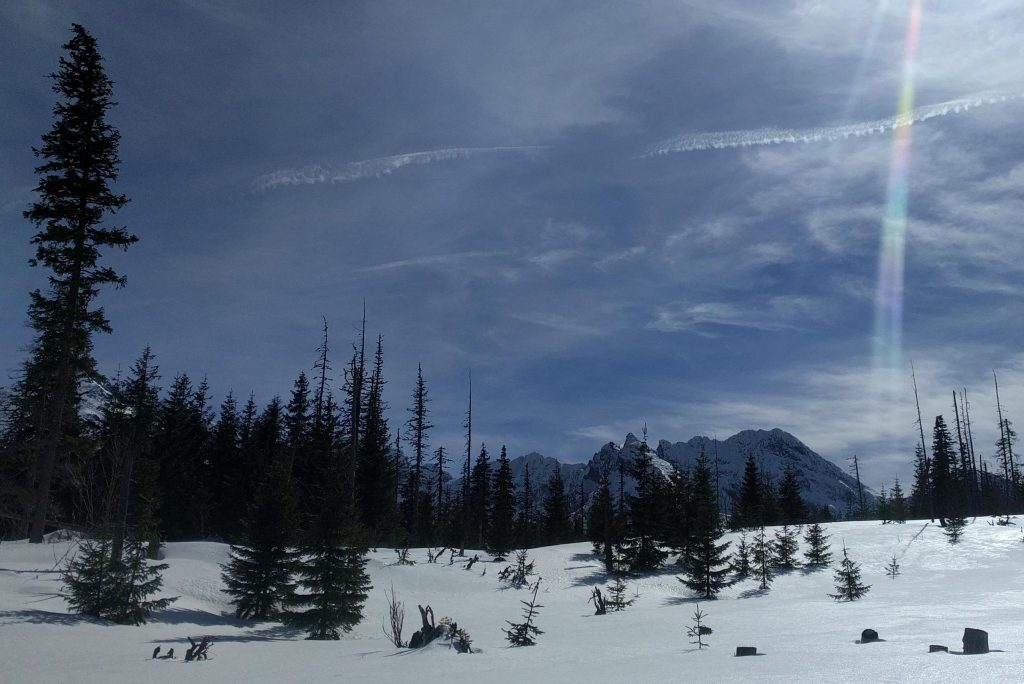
[355,336,399,543]
[930,415,958,526]
[885,554,900,579]
[802,522,832,568]
[889,478,907,524]
[777,465,808,524]
[220,462,297,620]
[621,432,667,573]
[63,537,176,625]
[541,463,571,545]
[944,515,967,544]
[488,446,516,559]
[678,448,733,599]
[606,572,634,611]
[21,24,137,543]
[730,454,761,529]
[752,526,774,590]
[401,365,433,544]
[829,544,870,601]
[731,531,752,579]
[503,579,543,647]
[588,469,618,573]
[771,524,800,570]
[284,371,312,485]
[467,444,491,549]
[515,463,536,549]
[284,464,371,639]
[910,443,931,519]
[876,487,890,523]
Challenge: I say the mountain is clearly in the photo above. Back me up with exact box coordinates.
[508,428,871,517]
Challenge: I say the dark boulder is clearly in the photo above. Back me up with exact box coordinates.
[928,644,948,653]
[860,629,879,643]
[735,646,757,656]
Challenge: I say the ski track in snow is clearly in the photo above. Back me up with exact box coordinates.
[252,146,546,192]
[644,92,1021,156]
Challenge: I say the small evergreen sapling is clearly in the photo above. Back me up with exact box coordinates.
[731,531,752,579]
[686,604,712,649]
[497,549,535,588]
[829,544,871,601]
[944,515,967,544]
[752,526,774,591]
[885,554,900,579]
[606,573,635,611]
[802,522,832,569]
[504,579,544,646]
[771,524,800,570]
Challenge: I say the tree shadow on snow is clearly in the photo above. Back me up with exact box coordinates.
[570,552,598,562]
[148,624,303,644]
[0,609,105,627]
[662,595,702,606]
[738,587,771,599]
[149,607,251,627]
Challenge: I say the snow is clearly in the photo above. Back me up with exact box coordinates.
[2,520,1024,682]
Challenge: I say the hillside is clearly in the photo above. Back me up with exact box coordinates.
[1,520,1021,682]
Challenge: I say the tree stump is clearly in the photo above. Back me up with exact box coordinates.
[860,629,879,643]
[962,628,989,654]
[928,644,948,653]
[736,646,757,656]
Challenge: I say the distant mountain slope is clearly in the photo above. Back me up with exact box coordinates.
[507,428,871,516]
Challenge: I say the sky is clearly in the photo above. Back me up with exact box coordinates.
[2,0,1023,490]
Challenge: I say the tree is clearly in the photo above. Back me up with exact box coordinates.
[889,478,907,524]
[63,537,176,624]
[220,462,297,620]
[771,524,800,570]
[944,515,967,544]
[541,463,572,545]
[588,469,619,573]
[355,336,399,543]
[401,365,433,544]
[284,465,371,639]
[910,443,931,519]
[686,604,711,649]
[731,531,752,580]
[467,444,491,548]
[606,571,634,611]
[829,544,870,601]
[730,454,761,529]
[620,432,667,573]
[930,416,957,526]
[802,522,832,568]
[515,463,536,549]
[777,465,808,524]
[751,526,774,591]
[504,579,543,647]
[22,24,137,543]
[678,449,733,599]
[488,446,516,558]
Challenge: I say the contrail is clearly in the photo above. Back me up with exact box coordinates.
[645,92,1018,156]
[253,146,546,192]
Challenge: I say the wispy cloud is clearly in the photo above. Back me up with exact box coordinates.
[252,146,547,192]
[648,297,824,334]
[357,251,506,273]
[594,245,646,270]
[645,92,1019,156]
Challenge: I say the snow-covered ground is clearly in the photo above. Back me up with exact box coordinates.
[1,520,1022,683]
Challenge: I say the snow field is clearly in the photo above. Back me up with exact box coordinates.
[2,520,1023,683]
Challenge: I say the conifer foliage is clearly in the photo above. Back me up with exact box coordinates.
[504,579,543,647]
[678,449,733,599]
[802,523,832,569]
[829,544,871,601]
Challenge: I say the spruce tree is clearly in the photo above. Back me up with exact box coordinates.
[910,443,930,519]
[944,515,967,544]
[606,572,634,611]
[515,463,536,549]
[730,454,761,529]
[771,524,800,570]
[621,432,667,573]
[488,446,516,559]
[731,531,752,579]
[503,579,543,646]
[220,462,297,620]
[541,463,571,545]
[401,365,433,544]
[355,336,399,543]
[752,526,774,590]
[678,449,733,599]
[22,24,137,543]
[889,478,907,523]
[284,371,312,485]
[588,469,618,573]
[829,544,871,601]
[284,465,371,639]
[876,487,890,523]
[802,522,832,568]
[777,465,808,524]
[467,444,491,548]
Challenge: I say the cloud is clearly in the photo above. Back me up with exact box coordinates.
[594,245,646,270]
[252,146,546,192]
[648,296,825,335]
[645,92,1019,155]
[357,251,506,273]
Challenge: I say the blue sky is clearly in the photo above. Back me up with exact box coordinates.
[2,1,1022,490]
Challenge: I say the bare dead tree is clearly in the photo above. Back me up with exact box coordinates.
[381,583,405,648]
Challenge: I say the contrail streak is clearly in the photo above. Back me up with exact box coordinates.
[253,146,546,192]
[645,92,1018,156]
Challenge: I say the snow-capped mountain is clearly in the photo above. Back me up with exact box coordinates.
[509,428,871,516]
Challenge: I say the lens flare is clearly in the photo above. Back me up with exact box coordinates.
[873,0,922,371]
